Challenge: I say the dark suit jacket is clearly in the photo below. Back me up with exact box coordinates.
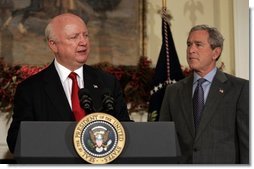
[7,62,130,153]
[159,70,249,164]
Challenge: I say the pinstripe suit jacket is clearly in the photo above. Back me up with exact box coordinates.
[159,70,249,164]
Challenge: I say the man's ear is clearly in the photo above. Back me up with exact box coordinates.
[48,40,57,53]
[212,47,222,60]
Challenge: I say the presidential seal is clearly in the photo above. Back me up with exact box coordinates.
[73,112,126,164]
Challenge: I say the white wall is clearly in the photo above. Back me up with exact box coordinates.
[0,114,13,159]
[233,0,249,79]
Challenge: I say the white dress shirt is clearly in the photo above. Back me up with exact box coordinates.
[54,59,84,109]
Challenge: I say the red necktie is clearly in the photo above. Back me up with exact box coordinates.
[69,72,85,121]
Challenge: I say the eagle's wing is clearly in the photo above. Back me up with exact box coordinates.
[103,131,110,143]
[184,1,190,15]
[196,1,204,14]
[89,131,96,144]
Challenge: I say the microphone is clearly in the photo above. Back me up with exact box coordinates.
[101,90,115,114]
[78,88,95,114]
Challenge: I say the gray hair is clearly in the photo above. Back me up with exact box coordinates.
[45,21,57,42]
[189,24,224,50]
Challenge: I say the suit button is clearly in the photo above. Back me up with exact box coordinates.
[193,148,198,152]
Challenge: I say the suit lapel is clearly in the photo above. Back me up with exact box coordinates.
[195,70,228,141]
[43,63,73,120]
[83,65,104,112]
[181,75,196,138]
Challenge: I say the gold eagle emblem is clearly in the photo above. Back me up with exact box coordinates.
[89,126,112,152]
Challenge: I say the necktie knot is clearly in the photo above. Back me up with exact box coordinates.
[69,72,78,81]
[197,78,206,86]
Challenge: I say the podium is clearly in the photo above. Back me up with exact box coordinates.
[14,121,181,164]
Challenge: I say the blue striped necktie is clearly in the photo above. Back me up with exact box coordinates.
[193,78,206,130]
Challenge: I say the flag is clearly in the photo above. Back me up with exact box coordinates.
[148,8,185,121]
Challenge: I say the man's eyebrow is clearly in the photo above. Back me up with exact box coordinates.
[187,40,203,43]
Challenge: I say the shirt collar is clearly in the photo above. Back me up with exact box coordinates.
[193,67,217,84]
[54,59,83,83]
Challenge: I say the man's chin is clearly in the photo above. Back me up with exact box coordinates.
[77,56,88,64]
[188,64,196,70]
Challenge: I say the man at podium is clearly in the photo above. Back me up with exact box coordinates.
[7,13,130,154]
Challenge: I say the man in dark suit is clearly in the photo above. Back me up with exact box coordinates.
[7,13,130,153]
[159,25,249,164]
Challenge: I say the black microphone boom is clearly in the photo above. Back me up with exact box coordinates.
[78,88,95,114]
[79,88,115,114]
[102,91,115,114]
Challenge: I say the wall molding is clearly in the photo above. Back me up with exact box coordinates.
[233,0,249,80]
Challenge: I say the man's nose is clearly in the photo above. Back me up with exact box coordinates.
[79,35,88,45]
[188,44,196,53]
